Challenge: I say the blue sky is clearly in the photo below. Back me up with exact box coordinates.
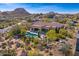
[0,3,79,14]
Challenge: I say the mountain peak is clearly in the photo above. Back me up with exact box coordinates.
[13,8,29,14]
[0,8,30,19]
[14,8,26,12]
[10,8,30,17]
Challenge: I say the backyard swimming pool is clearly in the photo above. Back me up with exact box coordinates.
[26,31,38,38]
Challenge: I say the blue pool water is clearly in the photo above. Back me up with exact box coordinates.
[26,31,38,38]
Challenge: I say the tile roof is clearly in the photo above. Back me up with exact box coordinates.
[31,21,64,29]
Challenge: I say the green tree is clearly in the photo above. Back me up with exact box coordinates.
[59,28,73,38]
[56,28,68,39]
[46,30,57,41]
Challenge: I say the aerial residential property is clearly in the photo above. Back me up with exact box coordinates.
[0,3,78,56]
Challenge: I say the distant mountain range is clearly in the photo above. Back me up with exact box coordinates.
[0,8,79,21]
